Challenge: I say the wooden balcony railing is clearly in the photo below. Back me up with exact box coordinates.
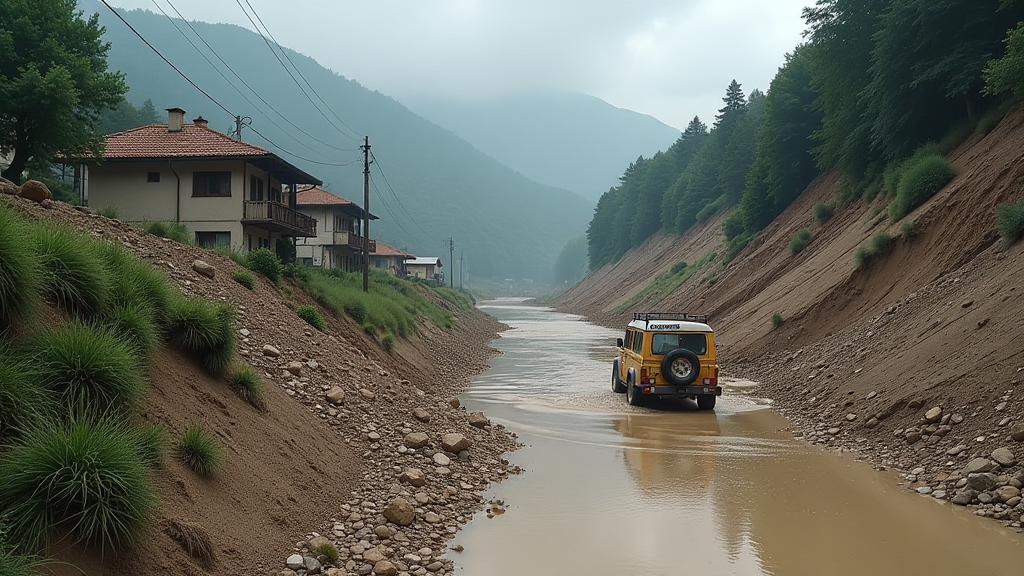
[242,201,316,236]
[332,231,377,252]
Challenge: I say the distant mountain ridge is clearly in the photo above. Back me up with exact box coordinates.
[401,92,681,200]
[83,0,593,282]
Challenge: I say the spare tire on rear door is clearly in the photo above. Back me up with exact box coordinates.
[661,348,700,386]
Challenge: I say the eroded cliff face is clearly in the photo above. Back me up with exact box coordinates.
[557,107,1024,524]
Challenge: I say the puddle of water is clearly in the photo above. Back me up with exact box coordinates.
[452,299,1023,576]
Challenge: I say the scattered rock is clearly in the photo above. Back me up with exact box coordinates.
[383,497,415,526]
[412,407,431,423]
[400,468,426,487]
[468,411,490,428]
[192,259,216,278]
[964,458,995,474]
[373,560,398,576]
[262,344,282,358]
[991,447,1017,467]
[286,554,304,570]
[966,473,999,492]
[18,179,51,202]
[404,432,429,449]
[924,406,943,423]
[325,386,345,405]
[1010,423,1024,443]
[441,433,472,453]
[286,361,304,376]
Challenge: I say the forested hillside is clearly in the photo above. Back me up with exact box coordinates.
[588,0,1024,271]
[84,1,593,282]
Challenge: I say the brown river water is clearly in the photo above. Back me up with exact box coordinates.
[452,299,1023,576]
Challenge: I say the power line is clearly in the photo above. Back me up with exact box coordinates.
[370,151,433,238]
[234,0,362,142]
[150,0,348,160]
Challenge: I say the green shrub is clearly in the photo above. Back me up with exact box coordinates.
[725,233,753,264]
[0,205,41,330]
[145,221,191,245]
[813,202,833,223]
[26,322,145,414]
[132,423,167,469]
[0,347,54,439]
[245,248,283,283]
[229,366,266,408]
[722,211,745,240]
[996,197,1024,246]
[855,231,895,269]
[175,424,224,476]
[97,206,121,219]
[670,261,688,275]
[900,220,918,240]
[282,262,310,281]
[975,106,1006,136]
[888,154,955,221]
[296,304,326,332]
[789,229,812,255]
[167,297,237,375]
[32,223,110,318]
[96,241,175,326]
[382,332,395,351]
[103,300,160,356]
[771,312,784,329]
[0,416,156,552]
[315,541,340,564]
[231,269,256,290]
[363,322,376,335]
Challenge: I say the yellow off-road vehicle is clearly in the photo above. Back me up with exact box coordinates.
[612,312,721,409]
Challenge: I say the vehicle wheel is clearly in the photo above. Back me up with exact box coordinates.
[626,374,644,407]
[661,348,700,386]
[611,361,626,393]
[696,394,716,410]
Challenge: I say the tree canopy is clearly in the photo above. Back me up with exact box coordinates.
[0,0,126,182]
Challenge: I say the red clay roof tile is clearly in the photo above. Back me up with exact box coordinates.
[101,124,272,159]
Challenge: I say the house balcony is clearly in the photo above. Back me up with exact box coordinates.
[332,231,377,253]
[242,201,317,237]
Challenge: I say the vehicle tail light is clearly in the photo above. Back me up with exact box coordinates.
[640,367,648,379]
[642,386,652,394]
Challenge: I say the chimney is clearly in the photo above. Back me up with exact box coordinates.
[166,107,186,132]
[192,116,208,128]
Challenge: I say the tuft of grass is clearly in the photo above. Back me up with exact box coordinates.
[855,231,895,269]
[670,260,688,274]
[145,221,192,245]
[32,223,110,318]
[0,547,42,576]
[97,241,175,328]
[0,204,41,330]
[900,220,918,240]
[132,423,167,469]
[229,366,266,408]
[214,245,247,266]
[0,347,55,439]
[167,297,237,375]
[382,331,395,351]
[175,424,224,476]
[0,416,156,553]
[996,197,1024,247]
[771,312,784,329]
[97,206,121,219]
[296,304,326,332]
[245,248,283,283]
[363,322,376,335]
[888,154,955,221]
[163,519,215,565]
[315,541,339,564]
[813,202,833,223]
[789,228,812,255]
[231,269,256,290]
[26,322,145,414]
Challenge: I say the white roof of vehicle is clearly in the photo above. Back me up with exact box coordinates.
[628,319,713,332]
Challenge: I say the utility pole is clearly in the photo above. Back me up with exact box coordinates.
[232,115,251,140]
[459,251,464,289]
[448,237,454,288]
[362,136,371,293]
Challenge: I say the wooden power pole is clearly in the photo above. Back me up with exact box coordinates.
[362,136,370,292]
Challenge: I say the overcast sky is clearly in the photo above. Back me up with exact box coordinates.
[105,0,810,130]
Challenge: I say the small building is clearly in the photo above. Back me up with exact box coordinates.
[406,257,443,284]
[72,108,320,254]
[293,185,377,271]
[370,240,415,276]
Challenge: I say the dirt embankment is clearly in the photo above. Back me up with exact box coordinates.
[1,193,516,576]
[556,107,1024,527]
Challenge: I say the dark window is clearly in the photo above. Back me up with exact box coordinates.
[651,333,707,355]
[147,171,160,183]
[193,171,231,197]
[270,187,282,203]
[195,231,230,248]
[632,330,644,353]
[249,175,264,201]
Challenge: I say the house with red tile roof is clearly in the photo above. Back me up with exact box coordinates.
[74,108,321,253]
[293,185,378,272]
[369,240,416,276]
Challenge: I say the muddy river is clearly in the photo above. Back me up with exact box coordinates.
[452,299,1023,575]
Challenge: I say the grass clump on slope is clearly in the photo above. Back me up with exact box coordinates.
[0,203,41,330]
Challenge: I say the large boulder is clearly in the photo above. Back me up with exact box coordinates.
[0,177,18,196]
[441,433,472,453]
[383,497,415,526]
[192,259,216,278]
[18,179,51,202]
[325,386,345,405]
[400,468,426,487]
[404,432,429,449]
[468,411,490,428]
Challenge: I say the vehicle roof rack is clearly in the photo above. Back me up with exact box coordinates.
[632,312,708,323]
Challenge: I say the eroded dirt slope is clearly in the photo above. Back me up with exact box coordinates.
[556,107,1024,525]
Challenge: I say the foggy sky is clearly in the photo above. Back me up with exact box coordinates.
[104,0,809,130]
